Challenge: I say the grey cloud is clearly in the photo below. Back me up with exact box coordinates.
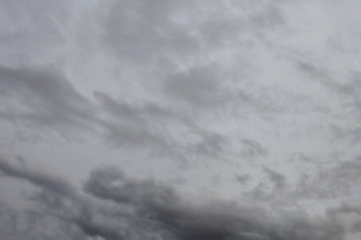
[94,91,176,124]
[0,0,71,63]
[102,0,287,63]
[263,167,286,189]
[72,218,125,240]
[164,66,226,108]
[95,91,227,160]
[292,156,361,200]
[0,157,77,200]
[297,61,361,122]
[316,157,361,197]
[0,204,87,240]
[0,66,94,130]
[192,131,225,158]
[94,91,172,150]
[250,2,285,29]
[101,120,165,150]
[234,90,286,116]
[0,157,123,240]
[235,174,250,185]
[1,0,360,239]
[336,72,361,119]
[330,125,361,145]
[199,18,243,47]
[83,166,176,207]
[0,158,348,240]
[295,61,332,91]
[83,166,345,240]
[104,0,199,63]
[241,139,267,157]
[15,155,26,167]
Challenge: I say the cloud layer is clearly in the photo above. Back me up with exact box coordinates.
[0,157,351,240]
[1,0,361,239]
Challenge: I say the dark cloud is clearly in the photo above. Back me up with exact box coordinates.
[335,72,361,120]
[0,203,86,240]
[94,91,181,154]
[94,91,227,160]
[250,2,285,29]
[94,91,174,122]
[241,139,267,157]
[68,165,350,240]
[164,66,226,108]
[0,66,94,130]
[0,156,77,199]
[100,119,166,149]
[291,156,361,201]
[263,167,286,189]
[297,61,361,122]
[296,61,329,81]
[331,125,361,145]
[192,131,226,157]
[235,174,250,185]
[1,0,361,239]
[0,157,350,240]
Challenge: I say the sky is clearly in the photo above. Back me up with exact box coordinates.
[1,0,361,239]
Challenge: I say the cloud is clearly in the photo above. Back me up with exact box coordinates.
[191,130,226,158]
[164,66,226,108]
[235,174,250,185]
[0,0,72,65]
[103,0,199,63]
[100,0,287,71]
[1,0,361,239]
[0,66,95,131]
[94,90,228,160]
[241,139,267,157]
[293,156,361,200]
[263,167,286,190]
[94,91,175,149]
[0,158,348,240]
[0,156,77,199]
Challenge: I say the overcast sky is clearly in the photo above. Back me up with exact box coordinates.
[1,0,361,239]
